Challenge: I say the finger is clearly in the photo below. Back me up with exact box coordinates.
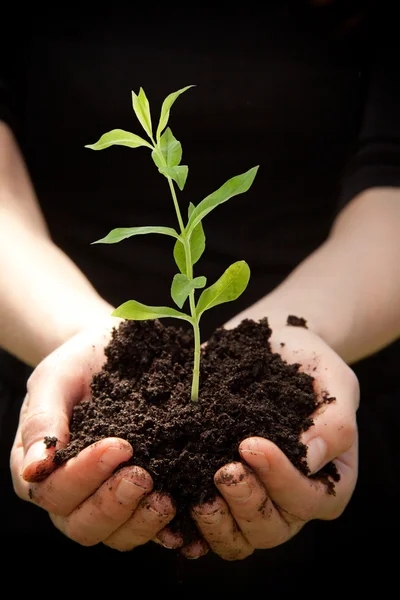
[105,492,176,551]
[154,526,184,550]
[301,398,358,475]
[192,496,253,561]
[180,539,209,559]
[26,438,133,515]
[214,462,297,549]
[240,436,356,521]
[16,324,115,483]
[10,394,62,491]
[50,465,152,546]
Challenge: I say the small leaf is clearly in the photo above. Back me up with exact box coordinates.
[171,274,207,309]
[174,203,206,274]
[173,240,186,275]
[196,261,250,318]
[186,167,259,235]
[92,226,181,245]
[159,165,188,191]
[112,300,192,322]
[85,129,153,151]
[156,85,195,141]
[152,128,182,170]
[131,88,153,139]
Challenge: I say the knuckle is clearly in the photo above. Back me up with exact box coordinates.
[325,505,346,521]
[257,533,289,549]
[20,410,48,440]
[63,520,98,546]
[93,496,129,523]
[221,546,254,561]
[104,539,134,552]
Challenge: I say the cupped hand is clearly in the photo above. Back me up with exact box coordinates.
[190,324,359,561]
[10,318,178,551]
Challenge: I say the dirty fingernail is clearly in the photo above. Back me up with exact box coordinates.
[98,446,131,473]
[182,540,209,559]
[156,530,183,549]
[221,481,251,501]
[193,507,222,525]
[240,449,269,472]
[116,478,142,503]
[307,437,327,474]
[22,445,52,481]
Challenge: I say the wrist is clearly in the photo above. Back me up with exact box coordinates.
[6,295,115,368]
[41,296,115,360]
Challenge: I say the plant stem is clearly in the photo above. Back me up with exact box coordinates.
[190,314,201,401]
[184,238,201,402]
[153,143,185,233]
[167,177,185,234]
[154,142,200,401]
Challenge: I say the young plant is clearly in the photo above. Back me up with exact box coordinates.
[86,86,258,401]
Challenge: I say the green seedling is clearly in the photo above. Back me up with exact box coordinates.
[86,86,258,400]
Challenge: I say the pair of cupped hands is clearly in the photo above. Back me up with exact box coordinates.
[11,315,359,561]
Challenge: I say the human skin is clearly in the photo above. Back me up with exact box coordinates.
[2,121,400,558]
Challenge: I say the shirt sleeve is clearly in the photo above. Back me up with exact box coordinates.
[339,6,400,207]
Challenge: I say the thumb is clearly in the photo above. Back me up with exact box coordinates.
[18,361,83,482]
[11,319,119,486]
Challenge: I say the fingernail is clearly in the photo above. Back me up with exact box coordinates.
[240,449,269,472]
[221,481,251,501]
[307,437,327,474]
[182,541,209,559]
[22,445,52,481]
[193,507,222,525]
[156,530,183,549]
[116,478,142,503]
[98,446,130,473]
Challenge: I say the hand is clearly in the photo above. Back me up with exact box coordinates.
[10,318,179,551]
[190,324,359,560]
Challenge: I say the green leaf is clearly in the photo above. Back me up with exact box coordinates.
[196,261,250,318]
[152,128,182,169]
[171,274,207,309]
[186,167,259,235]
[131,88,153,139]
[174,203,206,274]
[156,85,195,142]
[112,300,191,322]
[158,165,188,191]
[85,129,153,151]
[92,226,181,245]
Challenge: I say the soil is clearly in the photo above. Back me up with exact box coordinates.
[54,317,339,543]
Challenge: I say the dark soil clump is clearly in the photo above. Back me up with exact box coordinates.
[54,318,339,542]
[287,315,308,328]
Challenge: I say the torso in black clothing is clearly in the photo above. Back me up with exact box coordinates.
[1,2,399,591]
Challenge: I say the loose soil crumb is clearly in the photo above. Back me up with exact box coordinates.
[287,315,308,328]
[54,318,339,543]
[44,436,58,449]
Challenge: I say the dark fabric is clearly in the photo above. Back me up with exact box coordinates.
[0,2,399,590]
[339,3,400,206]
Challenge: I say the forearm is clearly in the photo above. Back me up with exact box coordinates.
[0,122,113,367]
[227,188,400,364]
